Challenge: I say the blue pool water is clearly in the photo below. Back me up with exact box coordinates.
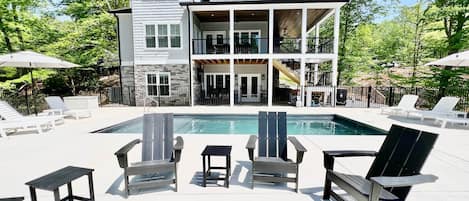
[95,114,386,135]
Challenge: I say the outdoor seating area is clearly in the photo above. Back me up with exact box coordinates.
[3,106,466,201]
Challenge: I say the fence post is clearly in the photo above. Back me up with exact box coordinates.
[367,86,372,108]
[388,87,393,106]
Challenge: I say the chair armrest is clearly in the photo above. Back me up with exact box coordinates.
[288,136,307,164]
[323,150,378,170]
[114,139,141,168]
[0,197,24,201]
[173,136,184,163]
[246,135,257,161]
[370,174,438,188]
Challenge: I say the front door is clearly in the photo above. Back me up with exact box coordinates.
[238,74,261,102]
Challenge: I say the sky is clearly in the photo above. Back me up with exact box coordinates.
[375,0,419,22]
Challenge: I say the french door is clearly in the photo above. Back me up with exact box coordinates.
[238,74,261,102]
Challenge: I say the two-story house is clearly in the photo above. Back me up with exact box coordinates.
[110,0,348,107]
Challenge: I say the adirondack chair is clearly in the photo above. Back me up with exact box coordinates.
[322,124,438,201]
[246,111,307,192]
[114,113,183,196]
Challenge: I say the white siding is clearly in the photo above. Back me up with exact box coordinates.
[132,0,189,65]
[117,14,134,65]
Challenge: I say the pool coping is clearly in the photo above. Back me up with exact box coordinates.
[91,113,388,135]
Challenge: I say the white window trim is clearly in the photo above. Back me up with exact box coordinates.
[204,73,230,97]
[145,72,171,97]
[144,23,183,50]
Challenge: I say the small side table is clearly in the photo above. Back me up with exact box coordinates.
[25,166,95,201]
[201,145,232,188]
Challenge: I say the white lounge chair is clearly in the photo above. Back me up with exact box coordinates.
[381,94,419,116]
[0,101,64,137]
[408,97,466,121]
[45,96,91,120]
[0,118,55,137]
[435,116,469,128]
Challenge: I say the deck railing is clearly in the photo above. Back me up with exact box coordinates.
[307,37,333,53]
[192,38,230,55]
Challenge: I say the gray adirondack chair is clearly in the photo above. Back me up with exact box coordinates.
[323,124,438,201]
[246,111,307,192]
[115,113,183,196]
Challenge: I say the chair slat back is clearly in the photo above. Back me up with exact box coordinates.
[366,124,438,200]
[258,112,268,157]
[268,112,277,157]
[45,96,68,111]
[397,95,418,108]
[258,112,288,161]
[142,113,174,161]
[432,96,459,113]
[0,101,24,120]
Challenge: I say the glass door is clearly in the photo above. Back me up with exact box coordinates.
[238,74,261,102]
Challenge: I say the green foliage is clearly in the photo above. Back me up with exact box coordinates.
[0,69,55,89]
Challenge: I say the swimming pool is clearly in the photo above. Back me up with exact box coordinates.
[94,114,386,135]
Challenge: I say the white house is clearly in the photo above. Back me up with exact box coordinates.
[110,0,348,107]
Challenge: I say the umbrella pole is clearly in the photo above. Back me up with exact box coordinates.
[30,68,38,115]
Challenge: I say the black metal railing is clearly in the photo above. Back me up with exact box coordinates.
[307,37,333,53]
[274,37,301,53]
[234,38,268,54]
[192,38,230,55]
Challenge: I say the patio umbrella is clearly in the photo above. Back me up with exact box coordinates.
[425,50,469,67]
[0,51,79,114]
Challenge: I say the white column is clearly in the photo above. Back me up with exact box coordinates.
[331,8,340,107]
[269,8,274,54]
[268,8,274,106]
[299,8,307,107]
[300,59,305,107]
[314,25,320,85]
[189,9,194,106]
[229,9,235,107]
[301,8,307,54]
[332,8,340,87]
[268,59,273,106]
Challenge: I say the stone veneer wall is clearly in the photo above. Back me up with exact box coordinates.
[134,64,190,106]
[120,65,135,105]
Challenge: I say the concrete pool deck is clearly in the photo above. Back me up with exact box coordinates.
[0,106,468,201]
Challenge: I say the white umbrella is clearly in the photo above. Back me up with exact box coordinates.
[0,51,79,114]
[425,50,469,67]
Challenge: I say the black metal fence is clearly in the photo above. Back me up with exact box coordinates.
[192,38,230,54]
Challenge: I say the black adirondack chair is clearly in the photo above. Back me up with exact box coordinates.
[246,111,307,192]
[115,113,184,196]
[323,124,438,201]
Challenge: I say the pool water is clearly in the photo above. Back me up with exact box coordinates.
[95,114,386,135]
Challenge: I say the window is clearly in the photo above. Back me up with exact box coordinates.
[158,24,168,48]
[146,73,171,97]
[145,24,182,49]
[145,25,156,48]
[170,24,181,48]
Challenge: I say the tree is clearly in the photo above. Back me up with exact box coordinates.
[425,0,469,96]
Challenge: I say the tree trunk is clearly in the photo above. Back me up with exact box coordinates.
[0,19,13,52]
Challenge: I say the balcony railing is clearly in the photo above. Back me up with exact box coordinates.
[234,38,268,54]
[307,37,333,53]
[193,38,230,55]
[274,37,301,53]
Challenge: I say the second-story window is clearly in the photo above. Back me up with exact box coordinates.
[146,24,182,49]
[158,24,168,48]
[170,24,181,48]
[145,25,156,48]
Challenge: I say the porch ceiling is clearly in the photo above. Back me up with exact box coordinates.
[275,9,331,38]
[194,59,268,65]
